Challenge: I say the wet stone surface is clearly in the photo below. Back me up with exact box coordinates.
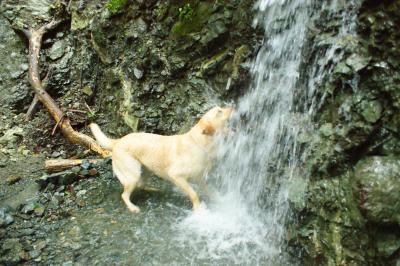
[0,157,230,265]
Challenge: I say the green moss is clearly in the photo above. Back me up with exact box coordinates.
[292,174,369,265]
[179,3,194,21]
[106,0,127,13]
[170,2,212,39]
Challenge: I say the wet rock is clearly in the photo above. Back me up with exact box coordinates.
[82,86,93,96]
[71,10,90,31]
[49,39,67,60]
[2,182,40,211]
[50,151,62,158]
[169,56,186,75]
[376,231,400,258]
[133,67,144,80]
[21,200,37,214]
[319,123,334,137]
[345,54,370,72]
[200,20,227,46]
[88,169,98,176]
[359,100,382,123]
[334,62,352,74]
[62,261,74,266]
[0,207,14,227]
[286,178,308,211]
[0,16,26,88]
[34,240,47,251]
[1,238,24,265]
[49,196,60,209]
[76,189,87,198]
[34,205,45,217]
[12,228,34,238]
[294,174,367,265]
[0,127,23,146]
[354,156,400,225]
[28,249,41,259]
[125,18,148,39]
[19,63,29,71]
[20,200,45,216]
[37,170,78,188]
[7,175,21,185]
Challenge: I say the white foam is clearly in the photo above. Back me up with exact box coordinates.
[175,193,278,264]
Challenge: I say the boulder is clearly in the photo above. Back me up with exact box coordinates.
[354,156,400,225]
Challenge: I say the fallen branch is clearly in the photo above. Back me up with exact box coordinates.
[15,19,110,157]
[44,158,161,192]
[45,158,103,172]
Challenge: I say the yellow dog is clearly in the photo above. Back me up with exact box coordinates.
[90,106,234,213]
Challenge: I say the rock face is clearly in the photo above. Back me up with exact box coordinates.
[354,157,400,225]
[291,0,400,265]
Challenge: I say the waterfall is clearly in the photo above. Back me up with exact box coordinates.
[177,0,360,264]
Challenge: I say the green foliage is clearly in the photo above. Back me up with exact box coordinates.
[178,3,193,21]
[87,111,95,120]
[106,0,127,13]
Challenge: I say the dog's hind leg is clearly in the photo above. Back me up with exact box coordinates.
[112,153,142,213]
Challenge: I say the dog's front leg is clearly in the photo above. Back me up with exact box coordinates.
[169,176,201,211]
[196,177,214,199]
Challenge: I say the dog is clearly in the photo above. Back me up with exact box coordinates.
[89,106,234,213]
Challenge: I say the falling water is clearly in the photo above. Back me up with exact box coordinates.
[177,0,360,265]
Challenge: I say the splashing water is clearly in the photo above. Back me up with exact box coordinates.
[176,0,360,264]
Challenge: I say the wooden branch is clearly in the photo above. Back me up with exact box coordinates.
[20,19,110,157]
[45,159,103,172]
[45,159,160,192]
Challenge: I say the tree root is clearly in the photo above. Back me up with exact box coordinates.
[14,19,110,157]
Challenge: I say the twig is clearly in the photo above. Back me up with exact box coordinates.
[52,115,65,135]
[68,109,87,114]
[84,101,93,113]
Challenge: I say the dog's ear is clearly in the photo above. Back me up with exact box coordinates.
[202,123,215,135]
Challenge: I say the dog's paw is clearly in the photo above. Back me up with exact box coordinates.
[128,205,140,213]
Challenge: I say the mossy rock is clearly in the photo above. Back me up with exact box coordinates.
[354,156,400,225]
[106,0,128,13]
[170,2,213,40]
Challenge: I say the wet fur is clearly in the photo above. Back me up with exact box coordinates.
[90,107,233,213]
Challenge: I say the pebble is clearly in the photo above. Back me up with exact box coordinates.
[21,201,36,214]
[89,169,98,176]
[29,250,41,259]
[76,190,87,197]
[133,67,144,79]
[34,206,45,217]
[0,207,14,227]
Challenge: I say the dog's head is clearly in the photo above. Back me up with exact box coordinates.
[198,106,234,136]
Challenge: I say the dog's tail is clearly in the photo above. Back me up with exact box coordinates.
[89,123,117,151]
